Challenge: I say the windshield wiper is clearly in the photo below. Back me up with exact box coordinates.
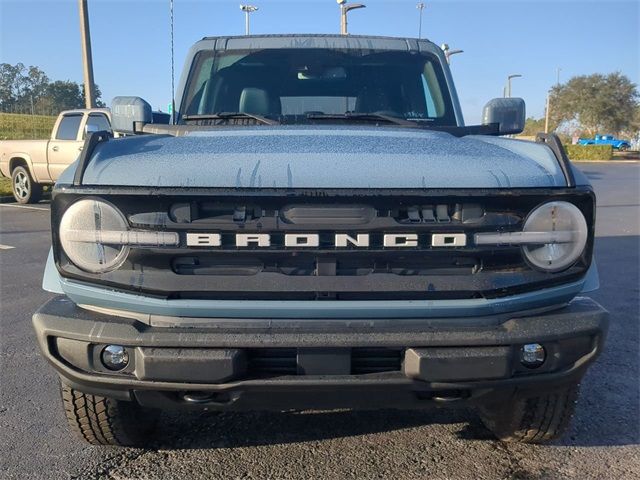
[182,112,278,125]
[306,113,419,128]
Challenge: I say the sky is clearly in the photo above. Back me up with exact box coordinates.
[1,0,638,124]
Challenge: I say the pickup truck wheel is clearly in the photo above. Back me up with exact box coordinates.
[11,166,42,204]
[60,382,159,447]
[479,383,580,444]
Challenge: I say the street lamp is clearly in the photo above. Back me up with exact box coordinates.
[337,0,366,36]
[441,43,463,64]
[240,5,258,35]
[416,2,425,39]
[504,74,522,97]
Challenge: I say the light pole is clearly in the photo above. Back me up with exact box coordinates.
[441,43,463,64]
[545,68,561,133]
[337,0,366,36]
[416,2,425,39]
[240,5,258,35]
[504,74,522,98]
[78,0,96,108]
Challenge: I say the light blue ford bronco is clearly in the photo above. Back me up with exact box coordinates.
[33,35,608,447]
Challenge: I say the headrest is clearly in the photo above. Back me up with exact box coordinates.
[239,87,271,115]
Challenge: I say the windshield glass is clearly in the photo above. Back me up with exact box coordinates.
[180,48,456,125]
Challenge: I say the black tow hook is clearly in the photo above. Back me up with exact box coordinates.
[416,390,470,404]
[181,391,239,406]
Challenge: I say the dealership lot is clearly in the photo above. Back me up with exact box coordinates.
[0,163,638,479]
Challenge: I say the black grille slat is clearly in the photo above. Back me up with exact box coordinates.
[352,348,403,374]
[247,349,298,376]
[246,348,403,377]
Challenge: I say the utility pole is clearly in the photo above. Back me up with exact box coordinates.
[240,5,258,35]
[416,2,425,39]
[78,0,96,108]
[544,94,550,134]
[337,0,366,35]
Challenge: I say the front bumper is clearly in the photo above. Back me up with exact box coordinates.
[33,296,608,410]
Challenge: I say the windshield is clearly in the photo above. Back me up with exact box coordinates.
[180,48,457,126]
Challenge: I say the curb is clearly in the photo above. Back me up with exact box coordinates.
[573,160,640,164]
[0,195,15,204]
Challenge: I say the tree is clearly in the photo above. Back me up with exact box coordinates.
[0,62,104,114]
[522,117,547,136]
[0,63,49,112]
[549,73,639,136]
[82,84,106,108]
[46,81,84,111]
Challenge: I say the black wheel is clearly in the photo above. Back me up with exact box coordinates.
[479,383,580,444]
[618,144,629,152]
[60,382,159,447]
[11,165,42,204]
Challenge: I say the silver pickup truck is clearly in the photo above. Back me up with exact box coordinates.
[33,34,608,448]
[0,109,111,203]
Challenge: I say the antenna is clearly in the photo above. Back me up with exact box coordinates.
[170,0,175,124]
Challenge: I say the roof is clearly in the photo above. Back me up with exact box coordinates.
[193,34,439,52]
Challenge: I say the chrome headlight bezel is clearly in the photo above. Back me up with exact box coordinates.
[59,198,131,274]
[520,200,589,273]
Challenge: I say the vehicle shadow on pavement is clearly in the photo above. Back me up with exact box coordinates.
[151,407,489,449]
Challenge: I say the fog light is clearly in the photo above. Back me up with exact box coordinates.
[520,343,546,368]
[101,345,129,371]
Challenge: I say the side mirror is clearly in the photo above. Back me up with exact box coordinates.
[84,123,100,136]
[482,98,526,135]
[111,96,153,134]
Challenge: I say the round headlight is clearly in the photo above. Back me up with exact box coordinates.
[59,199,130,273]
[522,201,588,272]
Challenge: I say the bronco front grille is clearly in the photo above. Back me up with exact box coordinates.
[51,187,595,301]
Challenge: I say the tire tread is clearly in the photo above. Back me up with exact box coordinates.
[60,382,158,447]
[480,384,580,444]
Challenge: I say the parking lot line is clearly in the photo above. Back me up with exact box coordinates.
[0,244,15,250]
[0,204,49,212]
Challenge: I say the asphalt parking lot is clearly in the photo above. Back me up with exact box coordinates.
[1,163,638,480]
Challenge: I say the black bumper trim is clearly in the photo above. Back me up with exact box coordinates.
[33,295,608,407]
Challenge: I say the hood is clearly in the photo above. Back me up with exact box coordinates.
[75,126,567,189]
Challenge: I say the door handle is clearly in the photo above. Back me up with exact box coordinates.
[52,146,59,152]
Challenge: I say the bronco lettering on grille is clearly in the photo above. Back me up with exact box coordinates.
[185,233,467,248]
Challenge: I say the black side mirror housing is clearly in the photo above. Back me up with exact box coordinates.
[111,96,153,134]
[482,98,526,135]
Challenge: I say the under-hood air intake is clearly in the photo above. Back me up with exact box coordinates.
[281,205,375,225]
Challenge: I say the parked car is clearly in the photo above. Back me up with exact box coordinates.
[578,134,631,151]
[0,109,112,203]
[33,34,607,447]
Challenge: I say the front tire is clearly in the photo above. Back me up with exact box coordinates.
[11,165,42,204]
[479,383,580,444]
[60,382,159,447]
